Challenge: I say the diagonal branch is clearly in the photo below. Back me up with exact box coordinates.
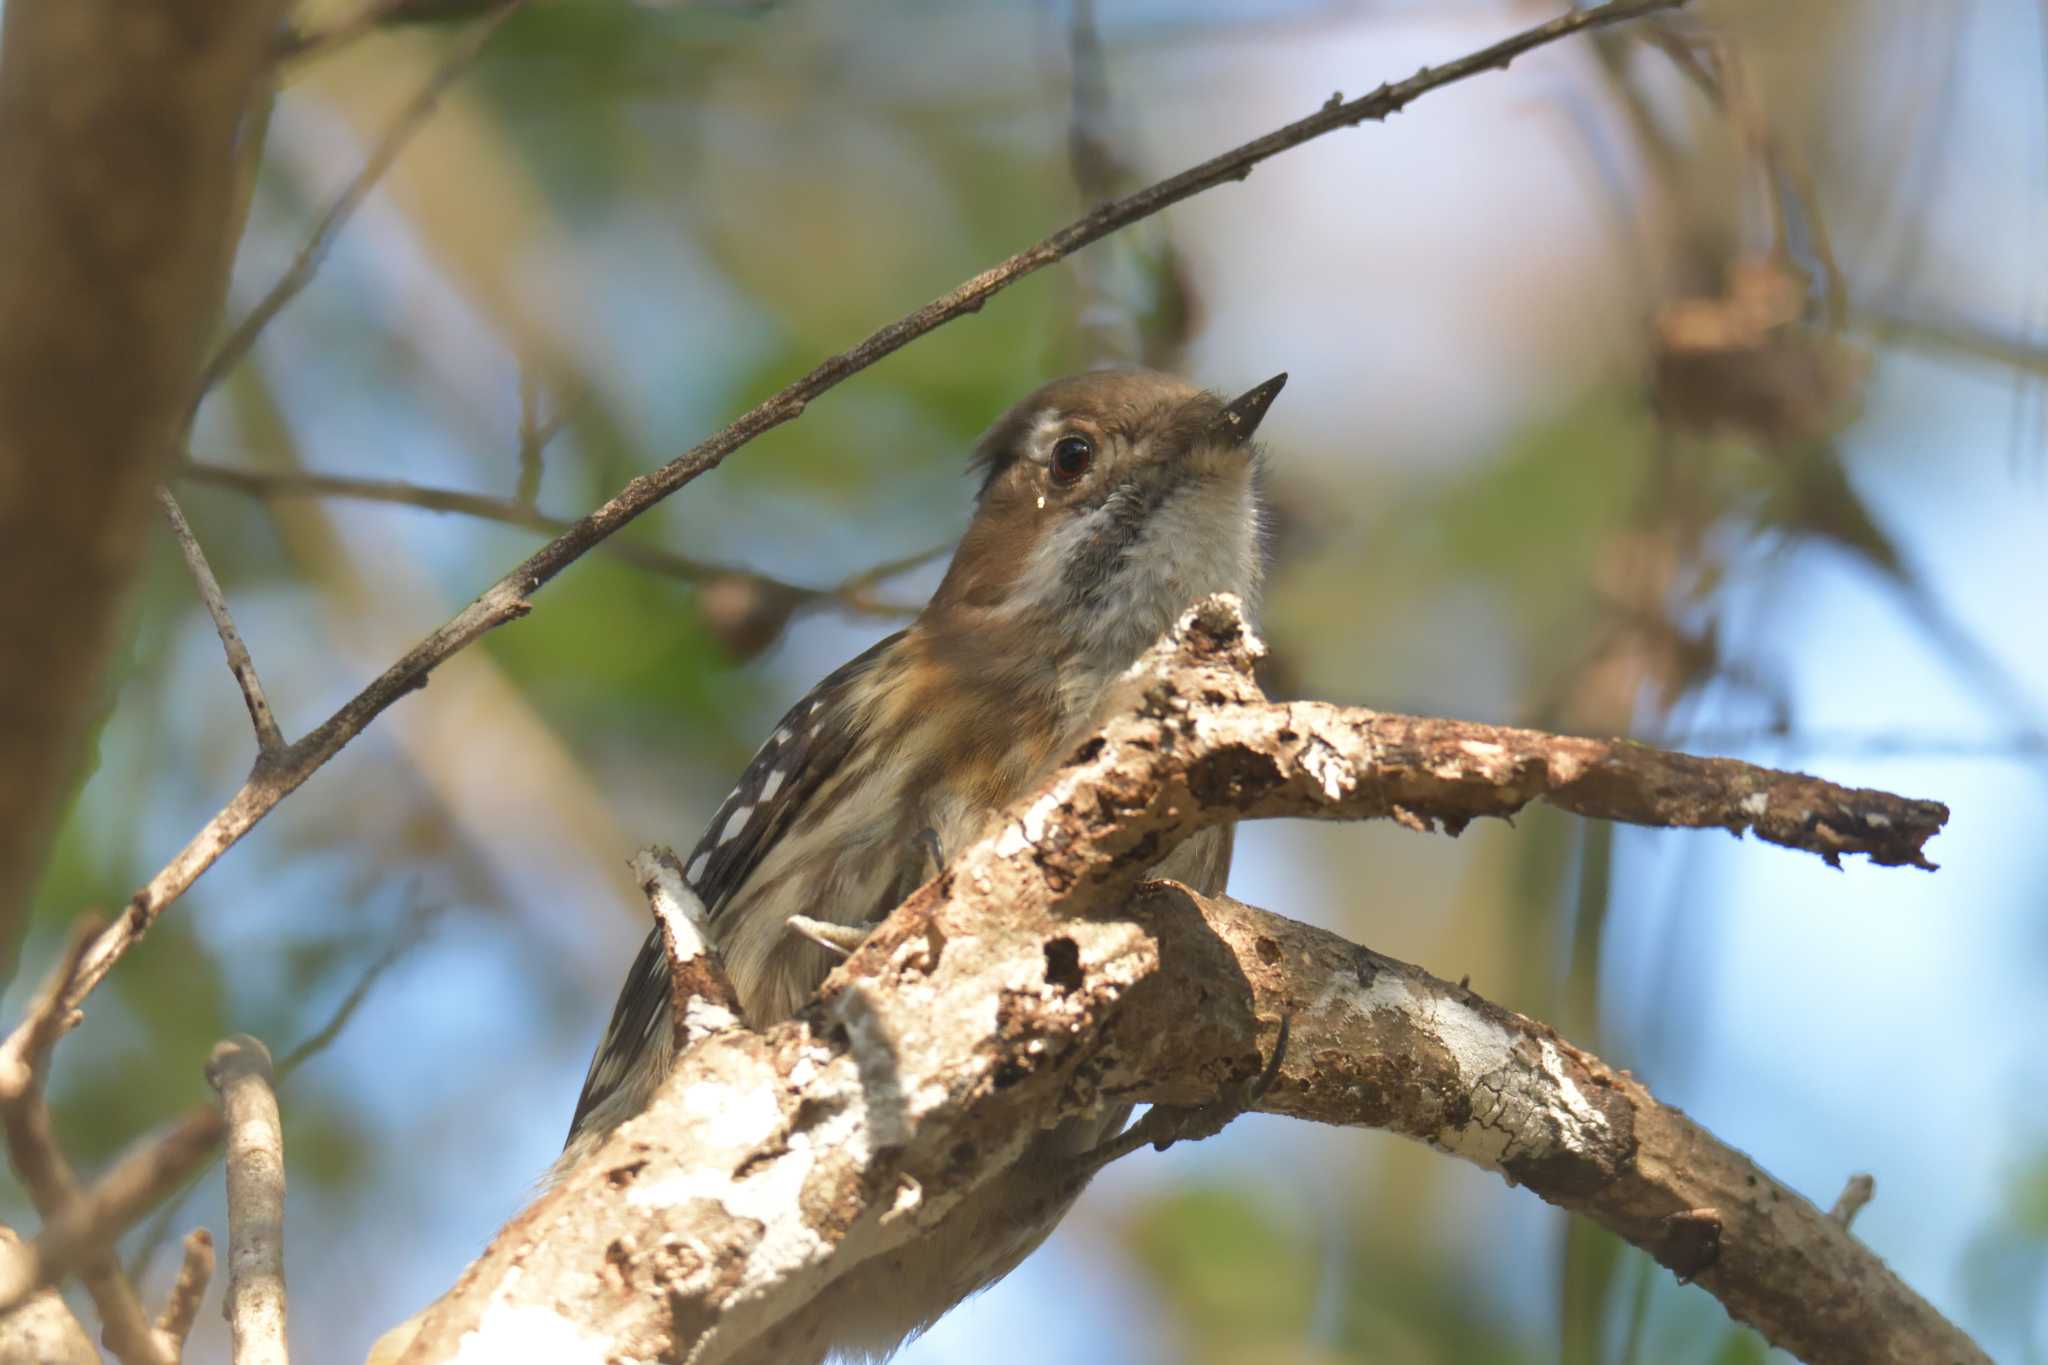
[158,488,287,756]
[191,1,524,409]
[0,1104,224,1317]
[8,0,1691,1060]
[394,598,1960,1364]
[1135,885,1980,1364]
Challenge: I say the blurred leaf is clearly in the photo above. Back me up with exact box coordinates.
[1432,390,1653,593]
[282,1087,372,1189]
[54,916,229,1167]
[1706,1325,1770,1365]
[1561,1209,1627,1365]
[1125,1183,1318,1348]
[2014,1152,2048,1239]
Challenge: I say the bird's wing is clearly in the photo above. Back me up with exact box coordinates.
[565,631,904,1142]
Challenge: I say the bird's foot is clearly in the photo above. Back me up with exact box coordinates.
[911,826,946,881]
[785,915,870,958]
[1067,1017,1290,1178]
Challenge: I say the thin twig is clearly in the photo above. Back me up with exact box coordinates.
[0,1104,225,1314]
[210,83,278,346]
[193,2,523,410]
[158,489,286,756]
[827,539,952,611]
[11,0,1689,1065]
[1663,726,2048,760]
[207,1037,288,1365]
[152,1228,215,1360]
[276,901,447,1078]
[276,0,493,64]
[1063,0,1140,365]
[1829,1173,1875,1229]
[1855,304,2048,378]
[0,915,101,1103]
[632,848,743,1041]
[1,1074,171,1365]
[512,369,573,508]
[276,0,414,63]
[177,458,925,616]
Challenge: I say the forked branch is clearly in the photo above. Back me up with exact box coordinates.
[1,0,1692,1063]
[395,599,1963,1365]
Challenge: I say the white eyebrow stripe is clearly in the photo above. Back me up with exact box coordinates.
[1028,409,1065,466]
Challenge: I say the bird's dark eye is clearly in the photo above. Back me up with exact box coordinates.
[1050,434,1095,485]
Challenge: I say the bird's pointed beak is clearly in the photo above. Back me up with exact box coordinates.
[1211,373,1288,448]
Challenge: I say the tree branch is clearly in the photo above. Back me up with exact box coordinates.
[192,1,523,407]
[0,919,181,1365]
[0,1067,175,1364]
[0,1226,96,1365]
[207,1037,289,1365]
[394,598,1961,1364]
[176,459,929,620]
[1146,889,1974,1363]
[0,0,289,984]
[150,1228,214,1362]
[5,0,1689,1048]
[158,488,287,756]
[0,1105,223,1317]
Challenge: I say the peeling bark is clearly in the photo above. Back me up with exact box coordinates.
[395,600,1968,1365]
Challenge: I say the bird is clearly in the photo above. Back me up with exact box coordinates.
[565,366,1286,1363]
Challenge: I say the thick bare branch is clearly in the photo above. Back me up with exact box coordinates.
[9,0,1689,1046]
[395,598,1959,1365]
[0,1227,96,1365]
[0,0,289,984]
[1146,888,1977,1364]
[207,1037,289,1365]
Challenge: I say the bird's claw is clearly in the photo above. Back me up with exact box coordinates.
[912,826,946,881]
[1067,1016,1291,1178]
[785,914,870,958]
[1134,1014,1290,1152]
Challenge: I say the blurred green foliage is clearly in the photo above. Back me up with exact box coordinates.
[6,2,2045,1362]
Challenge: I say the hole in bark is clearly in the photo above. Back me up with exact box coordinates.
[1254,936,1281,965]
[1187,746,1282,811]
[1044,936,1084,992]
